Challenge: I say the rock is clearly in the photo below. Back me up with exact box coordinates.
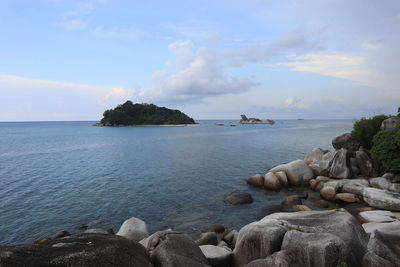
[309,163,323,176]
[217,240,229,248]
[270,160,314,186]
[210,224,225,233]
[370,177,400,193]
[314,176,330,191]
[281,230,350,267]
[224,190,253,205]
[147,230,209,267]
[263,172,282,190]
[309,179,317,190]
[332,132,360,151]
[195,232,218,246]
[362,221,400,235]
[83,228,112,235]
[292,205,312,211]
[335,193,360,203]
[222,229,238,248]
[246,174,264,187]
[363,187,400,211]
[139,229,172,250]
[233,209,368,266]
[320,185,336,200]
[350,157,360,176]
[304,148,324,165]
[356,149,374,177]
[79,224,88,230]
[380,116,400,130]
[362,221,400,266]
[275,171,288,187]
[359,210,398,223]
[314,199,330,209]
[199,245,232,267]
[244,250,296,267]
[281,195,303,206]
[341,183,367,196]
[0,234,153,267]
[382,172,394,181]
[318,151,335,176]
[54,230,70,239]
[329,148,351,179]
[33,237,52,244]
[116,217,149,242]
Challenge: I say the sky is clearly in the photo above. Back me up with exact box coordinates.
[0,0,399,121]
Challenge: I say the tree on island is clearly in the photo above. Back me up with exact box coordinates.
[99,101,195,126]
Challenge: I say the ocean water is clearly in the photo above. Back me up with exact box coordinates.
[0,120,353,245]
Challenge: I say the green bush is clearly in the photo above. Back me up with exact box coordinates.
[352,115,389,149]
[371,125,400,174]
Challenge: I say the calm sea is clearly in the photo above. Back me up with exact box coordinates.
[0,120,353,245]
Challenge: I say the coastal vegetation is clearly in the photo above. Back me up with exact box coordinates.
[371,123,400,173]
[351,114,388,149]
[99,101,195,126]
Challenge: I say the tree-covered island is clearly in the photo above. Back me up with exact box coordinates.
[96,101,196,126]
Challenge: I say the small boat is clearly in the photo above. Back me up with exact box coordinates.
[230,124,236,127]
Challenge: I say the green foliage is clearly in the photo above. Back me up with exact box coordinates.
[398,106,400,117]
[352,115,389,149]
[371,125,400,174]
[336,262,348,267]
[100,101,195,126]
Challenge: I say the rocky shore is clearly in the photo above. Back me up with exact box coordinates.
[1,119,399,267]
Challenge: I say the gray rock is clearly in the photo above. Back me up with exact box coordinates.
[359,210,398,223]
[363,187,400,211]
[362,221,400,267]
[116,217,149,242]
[332,132,360,151]
[275,171,288,187]
[0,234,153,267]
[147,230,209,267]
[309,163,323,176]
[264,172,282,190]
[380,116,400,130]
[382,172,394,181]
[350,157,360,176]
[244,250,297,267]
[270,160,314,186]
[210,224,225,233]
[224,190,253,205]
[196,232,218,246]
[370,177,400,193]
[83,228,112,235]
[318,151,335,176]
[335,193,360,203]
[356,149,374,177]
[222,229,238,248]
[320,185,336,200]
[246,174,264,187]
[199,245,232,267]
[281,195,303,206]
[304,148,324,165]
[329,148,351,179]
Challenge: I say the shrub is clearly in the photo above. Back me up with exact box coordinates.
[352,115,388,149]
[371,125,400,174]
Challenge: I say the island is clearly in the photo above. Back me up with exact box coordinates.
[95,101,196,126]
[239,114,275,124]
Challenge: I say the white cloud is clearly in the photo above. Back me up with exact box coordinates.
[90,26,143,39]
[103,87,135,101]
[60,18,89,30]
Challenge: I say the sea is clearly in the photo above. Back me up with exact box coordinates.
[0,119,353,245]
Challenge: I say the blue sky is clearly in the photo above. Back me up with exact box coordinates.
[0,0,399,121]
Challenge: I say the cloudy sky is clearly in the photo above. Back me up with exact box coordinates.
[1,0,399,121]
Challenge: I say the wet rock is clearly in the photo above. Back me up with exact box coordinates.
[292,205,312,211]
[0,234,153,267]
[195,232,218,246]
[309,179,317,190]
[270,160,314,186]
[84,228,112,234]
[320,186,336,200]
[370,176,400,193]
[350,157,360,176]
[199,245,232,267]
[33,237,52,244]
[380,116,400,130]
[263,172,282,190]
[359,210,398,223]
[275,171,288,187]
[356,149,374,177]
[281,195,303,206]
[147,230,209,267]
[116,217,149,242]
[329,148,351,179]
[304,147,324,165]
[54,230,70,239]
[335,193,360,203]
[222,229,238,248]
[363,187,400,211]
[314,199,330,209]
[332,132,360,151]
[224,190,253,205]
[246,174,264,187]
[210,224,225,233]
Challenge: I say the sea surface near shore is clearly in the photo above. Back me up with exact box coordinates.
[0,119,353,245]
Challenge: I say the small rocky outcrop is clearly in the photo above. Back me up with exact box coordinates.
[380,116,400,130]
[199,245,232,267]
[356,148,374,177]
[369,176,400,193]
[359,210,398,223]
[362,188,400,211]
[0,234,153,267]
[329,148,351,179]
[263,172,282,190]
[246,174,264,187]
[116,217,149,242]
[239,115,275,124]
[224,191,253,205]
[304,147,325,165]
[332,132,360,151]
[269,160,314,186]
[147,230,209,267]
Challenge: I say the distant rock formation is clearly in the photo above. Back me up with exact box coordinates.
[239,115,275,124]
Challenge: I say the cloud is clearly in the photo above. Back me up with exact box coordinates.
[90,26,143,39]
[60,18,89,30]
[283,97,297,107]
[102,87,135,102]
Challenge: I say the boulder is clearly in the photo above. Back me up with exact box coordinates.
[244,250,297,267]
[329,148,351,179]
[196,232,218,246]
[292,205,312,211]
[275,171,288,187]
[309,179,317,190]
[309,163,323,176]
[356,149,374,177]
[362,187,400,211]
[335,193,360,203]
[281,195,304,206]
[224,190,253,205]
[359,210,398,223]
[314,199,330,209]
[341,183,366,196]
[199,245,232,267]
[362,221,400,267]
[369,177,400,193]
[350,157,360,176]
[84,228,112,235]
[270,160,314,186]
[116,217,149,242]
[263,172,282,190]
[246,174,264,187]
[210,224,225,233]
[54,230,70,239]
[380,116,400,130]
[0,234,153,267]
[332,132,360,151]
[222,229,238,248]
[320,185,336,200]
[147,231,209,267]
[318,151,335,176]
[304,148,324,165]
